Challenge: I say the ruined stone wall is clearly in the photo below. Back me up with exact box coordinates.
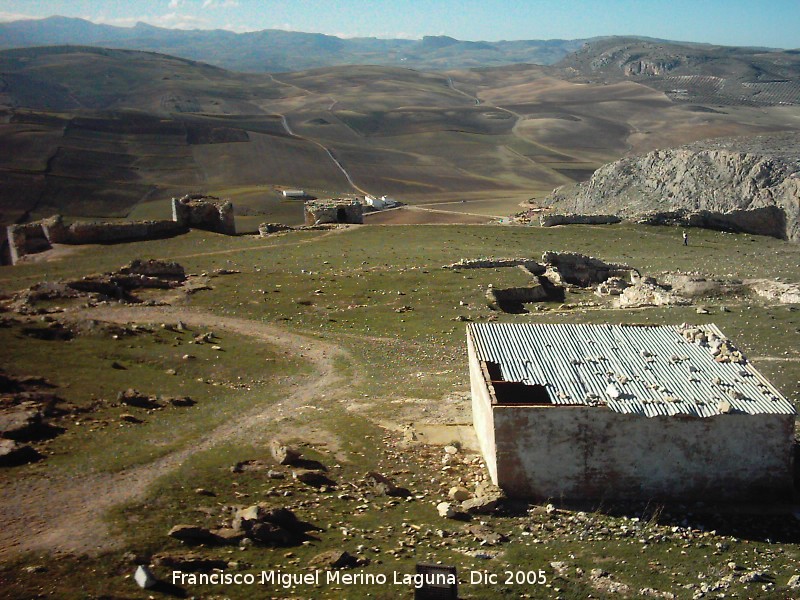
[6,222,50,265]
[304,200,363,225]
[6,215,185,264]
[539,213,621,227]
[64,220,184,244]
[491,405,794,502]
[171,194,236,235]
[444,257,545,272]
[6,194,236,265]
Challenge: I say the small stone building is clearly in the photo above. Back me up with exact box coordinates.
[171,194,236,235]
[467,322,796,502]
[304,199,363,225]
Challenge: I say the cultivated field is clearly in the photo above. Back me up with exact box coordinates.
[2,46,799,235]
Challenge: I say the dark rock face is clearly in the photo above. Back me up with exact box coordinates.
[545,133,800,241]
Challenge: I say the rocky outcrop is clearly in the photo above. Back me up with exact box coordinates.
[545,133,800,241]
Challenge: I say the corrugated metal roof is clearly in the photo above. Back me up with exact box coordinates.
[467,323,795,418]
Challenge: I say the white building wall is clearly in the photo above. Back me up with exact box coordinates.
[468,331,498,484]
[491,405,795,501]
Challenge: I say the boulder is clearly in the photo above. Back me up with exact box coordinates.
[270,439,302,465]
[249,522,293,545]
[293,469,335,488]
[461,482,505,515]
[465,524,507,545]
[437,502,457,519]
[364,471,410,497]
[210,528,244,545]
[134,565,158,589]
[0,438,42,466]
[117,389,162,409]
[0,403,43,440]
[232,503,299,535]
[166,396,196,407]
[153,552,229,572]
[310,549,359,569]
[448,486,471,502]
[167,524,219,544]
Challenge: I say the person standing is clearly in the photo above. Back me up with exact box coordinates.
[682,230,688,246]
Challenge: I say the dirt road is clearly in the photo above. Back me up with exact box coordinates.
[0,305,351,559]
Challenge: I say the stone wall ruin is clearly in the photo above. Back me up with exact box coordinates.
[6,194,236,265]
[171,194,236,235]
[304,200,363,225]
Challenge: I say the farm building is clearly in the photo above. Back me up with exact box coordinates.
[282,189,306,198]
[467,322,796,503]
[304,199,363,225]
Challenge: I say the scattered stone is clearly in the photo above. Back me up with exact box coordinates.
[194,488,215,496]
[617,282,691,308]
[437,502,457,519]
[738,571,769,584]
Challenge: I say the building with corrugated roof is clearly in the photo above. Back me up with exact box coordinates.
[467,322,796,502]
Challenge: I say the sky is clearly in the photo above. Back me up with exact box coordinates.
[0,0,797,49]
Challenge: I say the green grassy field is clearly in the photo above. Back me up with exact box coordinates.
[1,222,798,599]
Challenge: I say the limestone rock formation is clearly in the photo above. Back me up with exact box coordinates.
[545,133,800,241]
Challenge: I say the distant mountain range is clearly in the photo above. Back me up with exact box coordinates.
[0,15,593,72]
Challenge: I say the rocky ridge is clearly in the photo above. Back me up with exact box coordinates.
[544,133,800,241]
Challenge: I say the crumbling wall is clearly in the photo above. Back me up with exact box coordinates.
[304,200,363,225]
[541,251,636,287]
[540,213,621,227]
[444,257,545,272]
[492,405,795,502]
[6,222,51,265]
[6,215,186,264]
[64,220,184,244]
[172,194,236,235]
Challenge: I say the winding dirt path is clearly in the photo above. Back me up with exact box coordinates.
[0,305,352,559]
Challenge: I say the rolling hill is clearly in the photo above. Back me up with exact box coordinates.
[0,16,589,72]
[0,43,798,239]
[557,37,800,106]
